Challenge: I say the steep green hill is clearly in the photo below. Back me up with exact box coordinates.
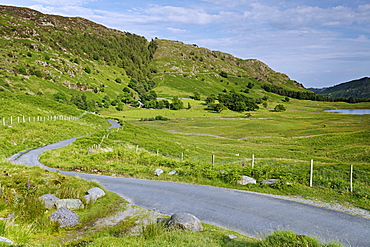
[0,5,309,113]
[309,77,370,99]
[0,5,156,112]
[151,39,307,98]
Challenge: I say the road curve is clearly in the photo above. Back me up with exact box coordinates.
[9,121,370,246]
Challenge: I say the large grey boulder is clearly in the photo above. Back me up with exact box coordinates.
[49,207,79,228]
[260,179,280,185]
[84,187,105,204]
[39,194,59,209]
[0,236,13,245]
[55,199,84,210]
[237,176,256,185]
[154,169,164,176]
[168,213,203,232]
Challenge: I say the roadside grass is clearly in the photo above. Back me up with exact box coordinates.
[40,99,370,210]
[66,223,342,247]
[0,160,126,246]
[0,160,343,246]
[40,122,370,211]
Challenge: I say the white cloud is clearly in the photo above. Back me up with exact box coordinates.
[242,3,370,30]
[201,0,252,7]
[167,27,188,33]
[143,5,220,25]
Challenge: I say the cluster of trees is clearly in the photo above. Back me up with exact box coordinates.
[205,91,261,113]
[141,97,184,110]
[127,78,156,100]
[44,27,157,82]
[218,91,259,112]
[140,115,169,121]
[262,84,370,103]
[53,92,113,112]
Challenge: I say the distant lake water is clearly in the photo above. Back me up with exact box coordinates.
[324,109,370,115]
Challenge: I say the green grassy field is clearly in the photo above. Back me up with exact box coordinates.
[40,98,370,212]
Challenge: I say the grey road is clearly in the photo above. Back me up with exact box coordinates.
[8,120,370,246]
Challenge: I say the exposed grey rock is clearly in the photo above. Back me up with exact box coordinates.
[39,194,59,209]
[168,213,203,232]
[168,170,177,175]
[237,176,256,185]
[49,207,79,228]
[55,199,84,210]
[84,187,105,204]
[0,213,14,221]
[260,179,280,185]
[154,169,164,176]
[228,234,238,239]
[0,236,13,245]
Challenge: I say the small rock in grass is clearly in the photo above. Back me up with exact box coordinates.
[0,236,13,245]
[39,194,59,209]
[168,213,203,232]
[49,207,79,228]
[260,179,280,185]
[154,169,164,176]
[237,176,256,185]
[84,187,105,204]
[55,199,84,210]
[168,170,177,175]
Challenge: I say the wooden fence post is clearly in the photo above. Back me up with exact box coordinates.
[310,159,314,187]
[181,153,184,161]
[252,154,255,168]
[212,155,215,167]
[350,165,353,193]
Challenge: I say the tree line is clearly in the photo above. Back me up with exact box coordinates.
[261,84,370,103]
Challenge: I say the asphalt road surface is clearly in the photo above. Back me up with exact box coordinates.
[9,120,370,246]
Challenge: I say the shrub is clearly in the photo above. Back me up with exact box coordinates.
[219,71,228,78]
[274,104,286,112]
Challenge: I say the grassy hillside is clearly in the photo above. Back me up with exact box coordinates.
[0,5,157,114]
[0,5,309,113]
[309,77,370,99]
[151,39,307,98]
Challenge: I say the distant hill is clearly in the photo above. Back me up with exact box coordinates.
[308,77,370,99]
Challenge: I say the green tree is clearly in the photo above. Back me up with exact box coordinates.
[116,102,124,111]
[208,103,226,113]
[84,67,91,74]
[192,92,201,100]
[170,97,184,110]
[219,71,228,78]
[205,94,216,105]
[53,92,67,104]
[247,82,254,89]
[274,104,286,112]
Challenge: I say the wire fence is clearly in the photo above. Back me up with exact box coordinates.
[134,146,370,193]
[0,111,91,126]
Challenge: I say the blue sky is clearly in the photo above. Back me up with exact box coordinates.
[3,0,370,88]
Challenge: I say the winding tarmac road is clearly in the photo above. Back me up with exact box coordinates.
[9,120,370,246]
